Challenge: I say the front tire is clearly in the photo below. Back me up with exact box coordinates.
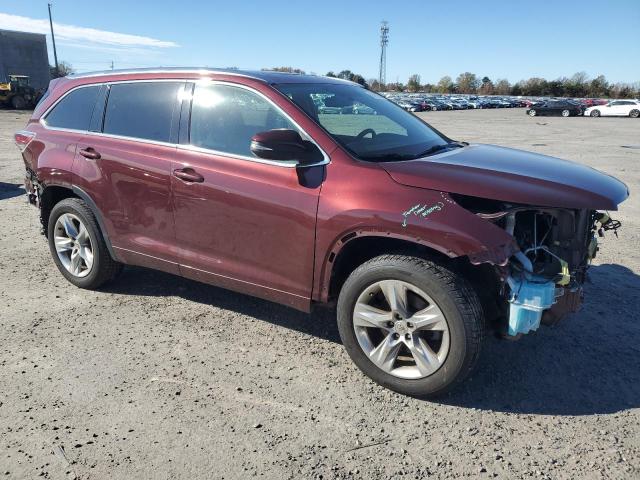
[337,255,484,398]
[591,109,600,117]
[11,95,26,109]
[47,198,122,289]
[528,109,537,117]
[630,109,639,118]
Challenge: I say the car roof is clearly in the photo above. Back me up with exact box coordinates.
[67,67,357,86]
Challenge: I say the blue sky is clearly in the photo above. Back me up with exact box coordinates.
[1,0,639,84]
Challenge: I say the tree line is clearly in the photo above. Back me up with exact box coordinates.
[265,67,639,99]
[387,72,639,99]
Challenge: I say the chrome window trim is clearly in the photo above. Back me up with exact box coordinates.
[39,79,330,169]
[177,144,297,168]
[84,130,179,149]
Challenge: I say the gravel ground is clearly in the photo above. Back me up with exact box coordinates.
[1,108,638,479]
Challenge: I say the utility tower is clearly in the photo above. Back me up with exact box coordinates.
[378,21,389,86]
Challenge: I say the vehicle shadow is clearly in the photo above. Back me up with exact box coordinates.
[0,182,24,200]
[102,266,341,343]
[104,262,638,416]
[443,263,640,415]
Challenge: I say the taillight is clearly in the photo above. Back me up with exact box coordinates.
[14,130,35,152]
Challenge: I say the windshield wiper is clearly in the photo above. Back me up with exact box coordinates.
[358,152,416,162]
[413,142,465,159]
[358,142,466,162]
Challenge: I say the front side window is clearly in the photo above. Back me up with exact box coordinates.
[103,82,183,142]
[275,83,451,161]
[44,86,100,131]
[189,83,298,158]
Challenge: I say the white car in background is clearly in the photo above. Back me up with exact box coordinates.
[584,100,640,118]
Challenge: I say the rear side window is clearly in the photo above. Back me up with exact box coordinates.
[44,86,100,131]
[103,82,183,142]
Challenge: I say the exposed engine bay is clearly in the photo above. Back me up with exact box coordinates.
[454,194,622,337]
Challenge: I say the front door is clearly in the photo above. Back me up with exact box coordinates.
[171,82,324,309]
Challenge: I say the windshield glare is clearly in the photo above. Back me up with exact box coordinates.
[275,83,451,161]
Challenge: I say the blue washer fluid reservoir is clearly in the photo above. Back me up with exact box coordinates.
[506,276,558,336]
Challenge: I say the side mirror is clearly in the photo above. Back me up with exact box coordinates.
[250,129,323,165]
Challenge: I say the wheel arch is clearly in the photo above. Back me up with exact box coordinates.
[322,232,506,330]
[39,184,118,261]
[40,185,80,235]
[322,233,454,304]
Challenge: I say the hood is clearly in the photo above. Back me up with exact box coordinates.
[382,144,629,210]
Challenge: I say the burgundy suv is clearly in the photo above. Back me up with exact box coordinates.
[16,69,628,397]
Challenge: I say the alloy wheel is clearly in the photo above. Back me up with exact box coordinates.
[53,213,94,277]
[352,279,450,379]
[562,109,570,117]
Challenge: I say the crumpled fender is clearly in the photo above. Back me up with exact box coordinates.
[313,157,519,302]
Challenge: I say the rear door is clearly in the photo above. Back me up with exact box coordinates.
[170,82,325,309]
[73,81,184,272]
[37,84,103,188]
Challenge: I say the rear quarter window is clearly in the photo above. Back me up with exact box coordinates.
[102,82,183,143]
[43,85,101,131]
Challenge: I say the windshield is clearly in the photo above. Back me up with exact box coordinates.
[275,83,454,161]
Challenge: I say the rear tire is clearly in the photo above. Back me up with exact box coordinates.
[630,109,639,118]
[337,255,484,398]
[47,198,122,289]
[561,109,570,117]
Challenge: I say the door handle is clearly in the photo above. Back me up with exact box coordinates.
[173,168,204,183]
[78,147,101,160]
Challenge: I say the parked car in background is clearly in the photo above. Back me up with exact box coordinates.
[352,102,377,115]
[584,100,640,118]
[397,101,423,112]
[16,68,628,398]
[526,100,582,117]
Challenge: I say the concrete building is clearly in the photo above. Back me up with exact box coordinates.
[0,29,50,90]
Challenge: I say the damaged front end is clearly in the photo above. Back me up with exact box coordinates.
[502,208,620,337]
[455,195,622,337]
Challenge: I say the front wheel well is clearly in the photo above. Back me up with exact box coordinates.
[327,236,505,327]
[328,236,450,301]
[40,186,80,236]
